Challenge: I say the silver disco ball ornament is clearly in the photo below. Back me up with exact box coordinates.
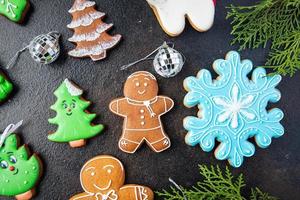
[28,31,61,64]
[153,42,184,78]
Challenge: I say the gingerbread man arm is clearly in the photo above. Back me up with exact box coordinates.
[160,96,174,114]
[119,184,154,200]
[109,98,127,117]
[70,192,94,200]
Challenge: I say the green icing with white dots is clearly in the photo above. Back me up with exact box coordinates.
[0,134,41,196]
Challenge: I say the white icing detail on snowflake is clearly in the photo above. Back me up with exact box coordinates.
[212,83,256,129]
[68,0,95,13]
[183,51,284,168]
[68,35,121,57]
[67,11,105,28]
[1,0,17,18]
[64,79,83,96]
[68,23,113,42]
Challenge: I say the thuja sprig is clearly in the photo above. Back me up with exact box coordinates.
[226,0,300,76]
[156,165,277,200]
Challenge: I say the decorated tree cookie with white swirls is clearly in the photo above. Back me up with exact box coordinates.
[183,51,284,167]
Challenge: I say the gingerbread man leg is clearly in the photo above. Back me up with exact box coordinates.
[119,130,144,153]
[145,128,171,152]
[119,185,154,200]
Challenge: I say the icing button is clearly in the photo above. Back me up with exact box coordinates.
[140,109,144,113]
[141,121,145,126]
[140,115,145,119]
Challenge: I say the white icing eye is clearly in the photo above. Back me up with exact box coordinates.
[144,83,148,86]
[91,172,95,176]
[9,156,17,164]
[135,82,140,87]
[107,169,112,174]
[0,161,8,169]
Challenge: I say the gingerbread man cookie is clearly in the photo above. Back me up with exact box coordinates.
[70,155,154,200]
[147,0,215,36]
[110,71,174,153]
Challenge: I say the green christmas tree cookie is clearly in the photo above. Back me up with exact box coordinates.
[0,72,13,102]
[0,0,30,23]
[0,134,41,200]
[48,79,104,148]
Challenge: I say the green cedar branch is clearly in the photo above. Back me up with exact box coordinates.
[226,0,300,76]
[156,165,277,200]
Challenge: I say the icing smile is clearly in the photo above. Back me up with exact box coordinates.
[13,169,19,175]
[66,112,72,116]
[93,180,112,191]
[138,90,146,95]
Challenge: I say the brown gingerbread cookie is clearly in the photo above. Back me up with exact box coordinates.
[70,155,154,200]
[109,71,174,153]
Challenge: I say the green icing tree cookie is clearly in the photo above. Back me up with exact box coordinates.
[0,0,29,23]
[0,73,13,102]
[0,134,41,200]
[48,79,104,148]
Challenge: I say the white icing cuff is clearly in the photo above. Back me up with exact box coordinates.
[68,23,113,42]
[64,79,83,96]
[67,11,105,28]
[68,35,121,57]
[69,1,96,13]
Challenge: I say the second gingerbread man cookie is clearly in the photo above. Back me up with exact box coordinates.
[110,71,174,153]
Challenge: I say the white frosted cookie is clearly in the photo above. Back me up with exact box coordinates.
[147,0,215,36]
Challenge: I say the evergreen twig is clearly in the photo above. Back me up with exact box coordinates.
[156,165,277,200]
[226,0,300,76]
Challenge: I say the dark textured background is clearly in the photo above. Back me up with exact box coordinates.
[0,0,299,199]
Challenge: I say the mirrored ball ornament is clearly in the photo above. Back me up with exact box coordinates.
[153,42,184,78]
[28,31,61,64]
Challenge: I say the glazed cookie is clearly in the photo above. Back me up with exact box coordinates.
[0,125,42,200]
[70,155,154,200]
[67,0,121,61]
[48,79,104,148]
[147,0,215,36]
[0,71,13,103]
[110,71,174,153]
[0,0,30,23]
[183,51,284,168]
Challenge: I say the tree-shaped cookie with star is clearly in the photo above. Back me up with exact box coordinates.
[48,79,104,148]
[183,51,284,167]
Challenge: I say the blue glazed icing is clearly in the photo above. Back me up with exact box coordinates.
[183,51,284,168]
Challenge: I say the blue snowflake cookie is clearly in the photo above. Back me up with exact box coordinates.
[183,51,284,168]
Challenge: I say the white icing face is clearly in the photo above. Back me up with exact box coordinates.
[80,156,125,194]
[124,72,158,101]
[147,0,215,36]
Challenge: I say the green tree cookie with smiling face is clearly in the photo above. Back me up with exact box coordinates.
[0,73,13,102]
[0,134,41,200]
[48,79,104,148]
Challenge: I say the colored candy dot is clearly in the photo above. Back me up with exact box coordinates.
[24,181,28,185]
